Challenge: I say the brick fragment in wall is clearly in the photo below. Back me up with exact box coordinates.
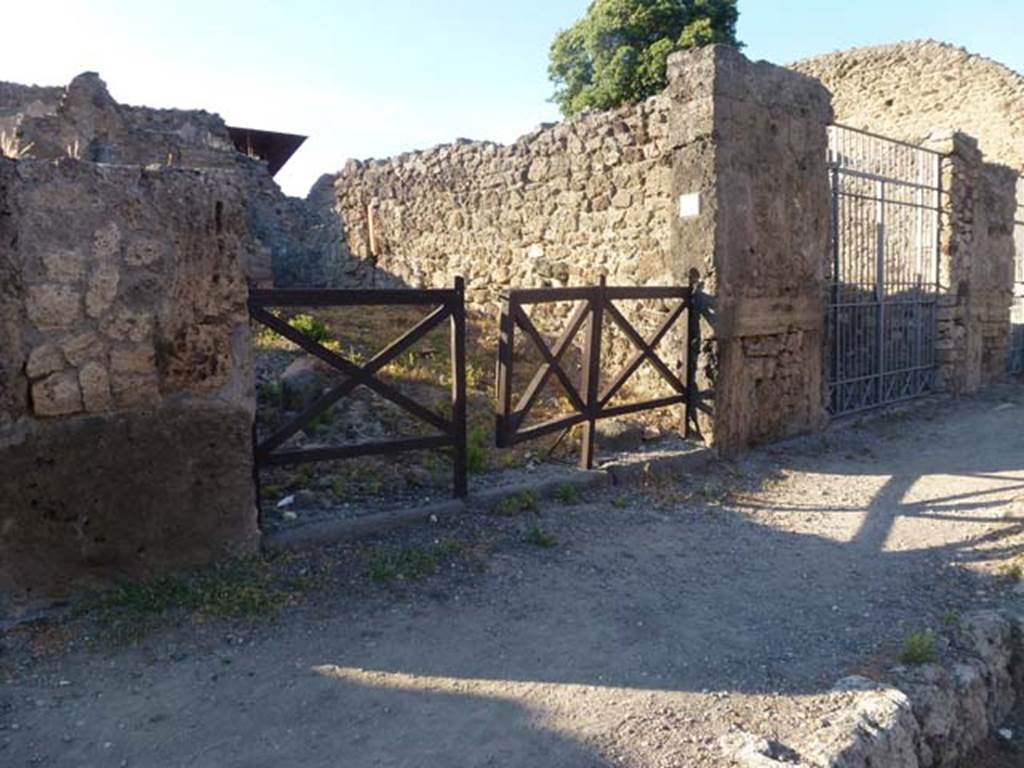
[79,361,112,412]
[61,332,105,366]
[25,344,65,379]
[26,284,81,330]
[31,370,82,417]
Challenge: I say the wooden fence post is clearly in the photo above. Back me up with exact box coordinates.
[495,294,514,449]
[685,269,701,440]
[451,276,468,497]
[579,276,606,469]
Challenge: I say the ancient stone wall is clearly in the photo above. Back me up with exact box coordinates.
[925,132,1019,393]
[0,157,263,609]
[667,46,833,451]
[790,40,1024,173]
[328,46,833,454]
[793,41,1024,395]
[1,73,236,169]
[331,77,687,418]
[333,95,680,306]
[0,72,346,289]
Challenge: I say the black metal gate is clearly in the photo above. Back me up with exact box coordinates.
[1008,203,1024,374]
[827,125,943,416]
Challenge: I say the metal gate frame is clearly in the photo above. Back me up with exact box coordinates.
[827,124,943,416]
[1008,203,1024,374]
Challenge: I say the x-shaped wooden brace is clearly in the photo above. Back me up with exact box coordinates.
[508,301,589,433]
[598,299,688,408]
[251,304,452,461]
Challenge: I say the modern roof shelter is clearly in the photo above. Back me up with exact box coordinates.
[227,126,306,175]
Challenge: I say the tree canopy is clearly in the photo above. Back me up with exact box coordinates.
[548,0,741,118]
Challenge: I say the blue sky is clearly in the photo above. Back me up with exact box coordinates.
[2,1,1022,196]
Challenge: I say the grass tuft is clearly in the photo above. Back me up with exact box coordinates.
[900,629,937,665]
[366,539,466,584]
[493,490,538,516]
[999,554,1023,581]
[466,425,489,473]
[525,524,557,549]
[553,482,581,505]
[73,556,294,627]
[287,313,330,344]
[0,130,34,159]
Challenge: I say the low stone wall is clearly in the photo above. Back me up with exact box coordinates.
[728,610,1024,768]
[0,157,263,610]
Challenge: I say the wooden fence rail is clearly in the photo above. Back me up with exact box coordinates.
[495,276,700,469]
[249,277,467,499]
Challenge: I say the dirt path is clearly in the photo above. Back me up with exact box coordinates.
[3,387,1024,767]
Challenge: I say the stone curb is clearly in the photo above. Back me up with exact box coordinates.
[262,444,714,553]
[727,609,1024,768]
[469,467,613,512]
[601,445,715,485]
[262,499,464,553]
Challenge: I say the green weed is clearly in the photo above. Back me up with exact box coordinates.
[367,542,462,583]
[74,557,292,624]
[467,425,489,473]
[288,313,330,344]
[900,629,937,665]
[553,482,581,505]
[493,490,538,516]
[525,524,557,549]
[465,362,486,391]
[257,380,282,405]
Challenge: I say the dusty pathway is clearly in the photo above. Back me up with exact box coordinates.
[2,387,1024,767]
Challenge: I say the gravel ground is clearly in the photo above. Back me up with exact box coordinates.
[2,386,1024,767]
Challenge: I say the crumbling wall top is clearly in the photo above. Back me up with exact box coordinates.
[790,39,1024,171]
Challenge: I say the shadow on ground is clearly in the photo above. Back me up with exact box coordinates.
[3,389,1024,767]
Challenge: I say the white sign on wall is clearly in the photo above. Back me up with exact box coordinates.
[678,192,701,219]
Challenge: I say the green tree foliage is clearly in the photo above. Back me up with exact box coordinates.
[549,0,741,117]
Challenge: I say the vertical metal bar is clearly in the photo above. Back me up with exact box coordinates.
[932,152,942,384]
[830,163,841,403]
[684,269,700,439]
[495,293,514,448]
[450,276,468,498]
[579,276,605,470]
[875,179,886,407]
